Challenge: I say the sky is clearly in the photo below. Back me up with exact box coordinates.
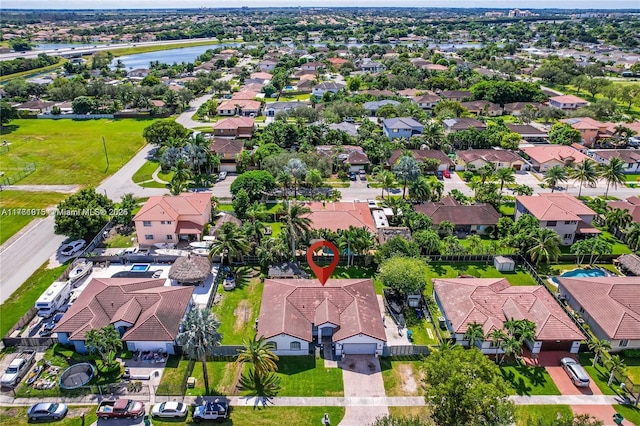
[2,0,639,9]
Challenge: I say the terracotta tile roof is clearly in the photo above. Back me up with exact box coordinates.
[210,138,244,155]
[304,202,376,233]
[506,124,548,136]
[176,221,203,234]
[434,278,585,341]
[550,94,589,104]
[456,149,524,164]
[250,72,273,80]
[521,145,590,165]
[134,193,211,222]
[258,279,387,342]
[232,90,260,100]
[592,149,640,164]
[213,117,255,131]
[607,197,640,223]
[558,277,640,340]
[55,278,193,342]
[217,99,261,111]
[414,197,500,226]
[388,149,453,167]
[515,193,596,221]
[442,117,486,131]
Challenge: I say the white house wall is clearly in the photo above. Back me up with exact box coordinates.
[126,341,175,355]
[265,334,310,356]
[335,334,384,356]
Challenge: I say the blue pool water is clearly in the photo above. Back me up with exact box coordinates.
[130,263,151,272]
[552,268,607,284]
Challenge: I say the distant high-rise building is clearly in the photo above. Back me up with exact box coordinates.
[508,9,536,17]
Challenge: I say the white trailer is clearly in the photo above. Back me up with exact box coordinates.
[35,280,71,317]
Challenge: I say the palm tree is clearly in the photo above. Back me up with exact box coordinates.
[408,176,432,203]
[494,167,515,192]
[85,325,122,370]
[504,318,519,337]
[376,170,397,199]
[393,155,421,199]
[209,222,250,265]
[544,165,568,192]
[176,308,222,395]
[606,355,627,386]
[170,158,193,195]
[280,201,312,259]
[486,329,508,362]
[236,335,279,377]
[527,229,561,265]
[626,223,640,251]
[477,163,496,184]
[515,319,537,344]
[512,184,534,196]
[284,158,307,198]
[605,208,633,234]
[569,160,598,197]
[463,322,485,349]
[599,157,626,198]
[502,336,523,363]
[421,121,445,149]
[438,220,455,237]
[429,179,444,201]
[305,168,324,197]
[238,368,282,397]
[276,171,293,199]
[588,337,611,368]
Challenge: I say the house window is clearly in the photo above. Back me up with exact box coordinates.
[145,234,154,240]
[290,341,301,351]
[579,307,585,314]
[166,235,173,240]
[564,221,572,225]
[167,221,172,225]
[161,221,166,225]
[267,341,277,350]
[564,234,573,240]
[143,221,152,227]
[393,129,398,133]
[620,340,630,347]
[547,221,557,227]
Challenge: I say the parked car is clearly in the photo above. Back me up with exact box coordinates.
[436,171,444,180]
[193,400,229,423]
[367,199,378,208]
[560,357,590,387]
[27,403,68,421]
[217,171,228,181]
[359,171,367,180]
[151,401,188,419]
[442,170,451,178]
[223,270,236,291]
[60,239,86,256]
[40,313,64,336]
[1,350,35,387]
[349,172,357,181]
[97,399,145,420]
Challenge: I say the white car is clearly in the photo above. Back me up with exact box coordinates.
[60,239,86,256]
[217,171,228,181]
[151,401,188,418]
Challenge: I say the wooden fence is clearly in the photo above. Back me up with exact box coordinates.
[382,345,430,357]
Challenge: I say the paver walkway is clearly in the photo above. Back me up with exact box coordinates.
[338,355,389,425]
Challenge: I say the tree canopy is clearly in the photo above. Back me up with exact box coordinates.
[142,120,190,147]
[54,188,114,239]
[230,170,276,202]
[378,256,430,295]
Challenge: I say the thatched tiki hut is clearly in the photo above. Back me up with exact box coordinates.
[616,253,640,276]
[169,254,211,285]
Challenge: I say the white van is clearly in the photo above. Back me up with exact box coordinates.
[35,281,71,318]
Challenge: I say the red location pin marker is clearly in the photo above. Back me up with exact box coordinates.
[307,240,340,286]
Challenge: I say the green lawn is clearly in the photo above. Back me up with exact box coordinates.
[614,404,640,426]
[537,263,620,276]
[625,174,640,182]
[211,268,263,344]
[0,406,97,426]
[275,356,343,397]
[132,160,160,184]
[558,230,631,255]
[0,190,67,245]
[278,94,312,101]
[0,261,68,337]
[426,263,538,287]
[500,365,561,396]
[514,405,573,426]
[217,203,234,212]
[500,202,515,217]
[220,406,344,426]
[103,231,136,248]
[157,356,241,396]
[263,222,283,238]
[1,119,153,185]
[577,352,621,396]
[380,357,425,396]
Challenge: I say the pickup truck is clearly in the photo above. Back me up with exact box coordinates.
[96,399,145,420]
[192,400,229,423]
[1,350,35,387]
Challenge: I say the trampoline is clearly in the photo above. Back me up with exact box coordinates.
[59,363,95,389]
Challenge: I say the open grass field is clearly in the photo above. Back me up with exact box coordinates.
[0,261,68,337]
[500,365,561,396]
[211,268,263,345]
[275,356,344,397]
[380,357,425,396]
[0,190,67,245]
[0,406,97,426]
[0,119,154,185]
[514,405,573,426]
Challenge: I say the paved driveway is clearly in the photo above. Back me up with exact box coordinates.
[571,405,619,426]
[339,355,388,426]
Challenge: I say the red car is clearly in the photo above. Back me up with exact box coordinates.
[442,170,451,178]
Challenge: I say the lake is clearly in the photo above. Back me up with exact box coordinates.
[109,43,242,70]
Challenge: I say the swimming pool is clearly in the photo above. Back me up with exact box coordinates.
[560,268,607,278]
[551,268,607,284]
[130,263,151,272]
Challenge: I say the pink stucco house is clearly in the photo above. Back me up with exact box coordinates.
[133,193,212,245]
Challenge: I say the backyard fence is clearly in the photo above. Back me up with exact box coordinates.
[382,345,430,357]
[38,113,115,119]
[0,162,36,186]
[1,307,58,349]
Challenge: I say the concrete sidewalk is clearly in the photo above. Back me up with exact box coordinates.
[1,394,627,408]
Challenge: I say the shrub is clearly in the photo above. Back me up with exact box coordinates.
[622,349,640,358]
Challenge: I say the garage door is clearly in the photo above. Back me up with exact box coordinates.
[541,340,573,351]
[342,343,377,355]
[219,164,236,172]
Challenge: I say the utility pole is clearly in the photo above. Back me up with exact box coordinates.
[102,136,110,171]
